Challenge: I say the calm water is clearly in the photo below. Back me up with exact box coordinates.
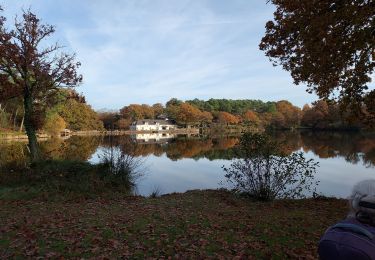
[1,131,374,198]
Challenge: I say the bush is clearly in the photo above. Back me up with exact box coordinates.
[149,186,162,198]
[223,132,319,201]
[97,147,145,192]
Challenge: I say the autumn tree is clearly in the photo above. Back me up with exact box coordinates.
[301,100,351,129]
[174,103,203,127]
[269,112,286,129]
[120,105,142,121]
[115,118,132,130]
[0,8,82,160]
[260,0,375,125]
[120,104,154,121]
[58,99,103,131]
[98,111,119,129]
[302,104,311,114]
[141,104,154,119]
[165,98,183,121]
[199,111,213,127]
[152,103,164,118]
[217,111,240,125]
[243,110,260,126]
[43,112,66,136]
[275,100,301,128]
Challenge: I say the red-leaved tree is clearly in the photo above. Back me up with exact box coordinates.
[0,8,82,160]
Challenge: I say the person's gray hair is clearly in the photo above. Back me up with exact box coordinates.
[348,179,375,220]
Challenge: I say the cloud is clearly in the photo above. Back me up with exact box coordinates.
[1,0,318,109]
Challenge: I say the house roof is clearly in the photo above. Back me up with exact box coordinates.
[133,119,175,125]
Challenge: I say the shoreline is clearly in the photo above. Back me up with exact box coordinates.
[1,127,369,141]
[0,128,200,140]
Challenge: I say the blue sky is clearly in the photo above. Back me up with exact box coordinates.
[2,0,319,110]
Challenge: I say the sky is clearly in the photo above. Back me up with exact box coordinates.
[1,0,319,110]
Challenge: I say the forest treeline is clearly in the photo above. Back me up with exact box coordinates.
[1,94,368,134]
[99,98,365,131]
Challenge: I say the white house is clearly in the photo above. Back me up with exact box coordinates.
[130,119,176,131]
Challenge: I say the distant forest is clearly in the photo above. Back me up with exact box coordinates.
[99,98,365,131]
[1,91,368,135]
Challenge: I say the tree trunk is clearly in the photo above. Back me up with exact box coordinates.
[19,114,24,132]
[23,91,40,161]
[13,108,18,129]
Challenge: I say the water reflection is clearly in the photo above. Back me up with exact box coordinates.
[100,135,239,161]
[1,131,375,167]
[0,136,101,167]
[1,131,374,197]
[101,132,375,167]
[299,131,375,167]
[131,133,175,143]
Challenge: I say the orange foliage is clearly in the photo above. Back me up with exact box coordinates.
[242,110,260,125]
[115,118,132,130]
[200,111,213,125]
[217,112,240,125]
[175,103,204,126]
[274,100,301,128]
[120,104,154,121]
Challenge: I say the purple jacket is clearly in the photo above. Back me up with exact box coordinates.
[318,218,375,260]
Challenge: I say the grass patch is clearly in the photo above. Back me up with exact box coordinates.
[0,190,347,258]
[0,160,138,201]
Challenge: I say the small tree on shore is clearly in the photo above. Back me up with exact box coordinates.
[0,8,82,161]
[223,133,319,201]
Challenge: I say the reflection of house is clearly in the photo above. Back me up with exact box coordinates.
[132,133,175,143]
[130,119,176,131]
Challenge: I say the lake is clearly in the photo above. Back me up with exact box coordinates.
[1,131,374,198]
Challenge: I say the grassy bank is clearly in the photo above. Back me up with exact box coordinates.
[0,189,347,259]
[0,160,138,201]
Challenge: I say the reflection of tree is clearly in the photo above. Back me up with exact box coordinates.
[100,136,240,161]
[39,136,101,161]
[300,131,375,167]
[0,142,28,167]
[166,139,213,160]
[262,131,375,167]
[268,131,302,155]
[215,138,239,150]
[2,132,373,167]
[101,133,374,167]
